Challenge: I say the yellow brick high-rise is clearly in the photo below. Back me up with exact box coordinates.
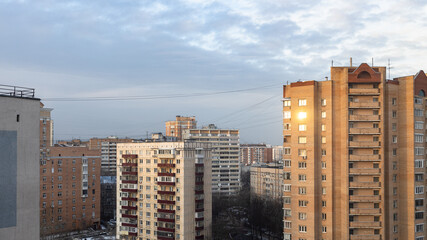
[283,63,427,240]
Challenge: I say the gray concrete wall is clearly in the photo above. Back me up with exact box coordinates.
[0,96,40,240]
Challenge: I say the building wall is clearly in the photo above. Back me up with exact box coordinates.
[40,146,101,236]
[116,141,212,240]
[250,166,283,199]
[283,64,427,240]
[0,95,40,240]
[183,127,240,195]
[165,116,197,140]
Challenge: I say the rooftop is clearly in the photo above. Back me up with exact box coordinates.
[0,84,36,99]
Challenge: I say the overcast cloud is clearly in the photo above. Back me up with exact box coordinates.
[1,0,427,144]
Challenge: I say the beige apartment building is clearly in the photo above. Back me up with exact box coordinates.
[250,164,283,199]
[40,146,101,236]
[116,139,212,240]
[165,115,197,140]
[183,124,240,195]
[40,102,53,148]
[283,62,427,240]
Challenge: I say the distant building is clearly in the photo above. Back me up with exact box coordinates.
[0,85,40,240]
[116,138,212,240]
[40,146,101,236]
[272,145,284,162]
[250,164,283,199]
[184,124,240,195]
[165,115,197,140]
[240,144,272,165]
[40,102,54,148]
[101,176,116,222]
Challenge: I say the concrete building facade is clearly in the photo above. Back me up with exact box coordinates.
[183,124,240,195]
[282,63,427,240]
[0,85,40,240]
[116,140,212,240]
[165,115,197,140]
[40,146,101,236]
[250,164,283,199]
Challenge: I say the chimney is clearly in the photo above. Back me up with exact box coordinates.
[350,57,352,67]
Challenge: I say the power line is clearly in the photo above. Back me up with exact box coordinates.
[42,84,278,102]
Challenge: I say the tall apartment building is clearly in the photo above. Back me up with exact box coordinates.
[0,85,40,240]
[40,146,101,236]
[282,62,427,240]
[89,137,134,176]
[165,115,197,140]
[116,139,212,240]
[183,124,240,195]
[240,143,273,165]
[250,164,283,199]
[40,102,53,148]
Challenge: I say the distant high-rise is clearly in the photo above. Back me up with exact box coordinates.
[184,124,240,195]
[240,143,272,165]
[0,85,40,239]
[165,115,197,140]
[282,63,427,240]
[116,137,212,240]
[40,102,53,148]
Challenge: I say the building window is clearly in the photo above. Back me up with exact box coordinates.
[284,197,291,204]
[321,99,326,106]
[415,160,424,168]
[284,160,291,167]
[322,213,327,220]
[284,148,291,155]
[415,97,423,104]
[298,149,307,157]
[284,123,291,130]
[392,135,398,143]
[415,186,424,194]
[322,226,327,233]
[298,174,307,181]
[415,147,424,156]
[321,124,326,131]
[298,162,307,169]
[415,109,424,117]
[392,98,397,105]
[284,111,291,119]
[284,100,291,107]
[321,137,326,144]
[299,225,307,233]
[415,174,424,182]
[299,99,307,106]
[298,212,307,220]
[299,137,307,144]
[416,121,424,129]
[322,175,326,181]
[415,212,424,220]
[322,201,326,207]
[322,187,326,195]
[321,162,326,169]
[284,184,291,192]
[321,111,326,118]
[299,200,308,207]
[299,124,307,131]
[298,187,306,195]
[415,134,424,143]
[415,224,424,233]
[284,221,292,229]
[392,123,397,131]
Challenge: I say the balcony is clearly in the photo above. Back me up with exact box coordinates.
[158,163,176,168]
[349,141,380,148]
[350,235,381,240]
[121,188,138,193]
[122,154,138,159]
[122,171,137,176]
[157,227,175,233]
[350,195,381,202]
[122,214,137,219]
[349,128,380,135]
[349,168,381,175]
[122,180,138,184]
[158,218,175,223]
[158,191,175,195]
[349,155,381,161]
[349,182,381,188]
[349,102,380,109]
[348,88,380,95]
[158,200,175,205]
[158,209,175,214]
[158,172,175,177]
[349,115,381,121]
[122,206,137,210]
[122,197,138,201]
[157,182,176,186]
[349,221,381,228]
[122,222,137,228]
[350,208,381,215]
[122,163,137,167]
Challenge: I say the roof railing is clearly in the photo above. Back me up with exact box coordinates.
[0,84,35,98]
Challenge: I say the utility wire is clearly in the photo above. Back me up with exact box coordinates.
[42,84,278,102]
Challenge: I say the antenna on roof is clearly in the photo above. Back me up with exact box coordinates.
[331,60,334,66]
[372,58,374,67]
[388,59,393,80]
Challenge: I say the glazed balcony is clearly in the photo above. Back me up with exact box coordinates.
[349,168,381,175]
[350,235,381,240]
[349,128,380,135]
[349,141,380,148]
[349,115,381,121]
[349,221,381,228]
[348,88,380,95]
[350,195,381,202]
[122,197,138,201]
[349,155,381,161]
[350,208,382,215]
[349,182,381,188]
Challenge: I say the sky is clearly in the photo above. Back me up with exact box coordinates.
[1,0,427,145]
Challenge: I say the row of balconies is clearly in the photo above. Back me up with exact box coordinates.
[349,128,380,134]
[349,141,380,148]
[350,195,381,201]
[349,208,381,215]
[349,221,381,228]
[349,155,381,161]
[349,182,381,188]
[348,88,380,95]
[349,102,380,108]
